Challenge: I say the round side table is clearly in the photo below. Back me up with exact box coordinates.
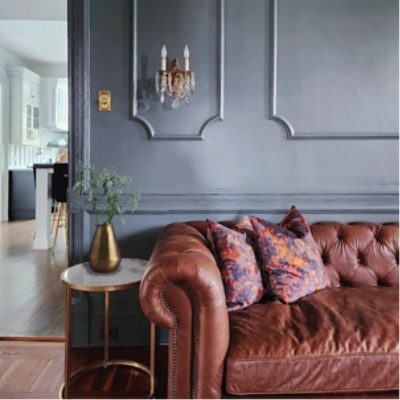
[59,258,155,399]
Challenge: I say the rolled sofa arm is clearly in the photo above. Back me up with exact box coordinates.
[140,223,229,399]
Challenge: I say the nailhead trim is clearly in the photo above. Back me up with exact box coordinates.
[160,284,200,399]
[160,283,178,399]
[188,291,199,399]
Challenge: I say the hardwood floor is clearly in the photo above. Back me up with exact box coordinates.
[68,346,168,399]
[0,341,168,399]
[0,220,67,337]
[0,222,170,398]
[0,341,64,399]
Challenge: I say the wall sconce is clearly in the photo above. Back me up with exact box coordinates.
[155,45,195,109]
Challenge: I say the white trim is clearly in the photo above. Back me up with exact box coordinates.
[0,69,10,222]
[33,167,54,250]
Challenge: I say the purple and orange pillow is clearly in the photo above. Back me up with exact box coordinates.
[206,207,327,310]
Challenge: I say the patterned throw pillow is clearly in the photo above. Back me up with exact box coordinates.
[207,219,264,311]
[233,215,257,248]
[251,207,327,303]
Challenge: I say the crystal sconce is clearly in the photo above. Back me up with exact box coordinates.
[155,45,196,109]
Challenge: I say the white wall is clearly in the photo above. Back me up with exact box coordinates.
[0,46,67,81]
[0,45,68,170]
[0,46,26,70]
[8,129,65,169]
[0,47,17,220]
[0,0,66,21]
[0,45,68,221]
[0,68,9,221]
[27,62,67,78]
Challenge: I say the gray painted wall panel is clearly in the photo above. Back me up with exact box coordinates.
[132,0,223,139]
[273,0,398,138]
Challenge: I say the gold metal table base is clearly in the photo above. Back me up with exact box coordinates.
[59,359,154,399]
[61,284,156,399]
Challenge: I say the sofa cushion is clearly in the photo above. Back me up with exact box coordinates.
[251,208,328,303]
[226,287,399,395]
[206,219,264,311]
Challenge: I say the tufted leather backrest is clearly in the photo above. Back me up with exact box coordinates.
[309,222,399,288]
[188,220,399,289]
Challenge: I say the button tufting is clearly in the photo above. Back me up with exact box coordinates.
[374,235,382,245]
[377,278,386,287]
[310,222,398,288]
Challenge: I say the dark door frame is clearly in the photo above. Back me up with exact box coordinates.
[67,0,91,264]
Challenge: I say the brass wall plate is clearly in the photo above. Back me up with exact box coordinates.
[98,90,112,112]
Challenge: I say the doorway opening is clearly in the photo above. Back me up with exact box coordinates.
[0,0,68,338]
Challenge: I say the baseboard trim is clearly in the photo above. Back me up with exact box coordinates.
[0,336,65,342]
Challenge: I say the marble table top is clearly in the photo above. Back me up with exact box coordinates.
[61,258,148,292]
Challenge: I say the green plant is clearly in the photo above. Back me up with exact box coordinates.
[74,165,141,225]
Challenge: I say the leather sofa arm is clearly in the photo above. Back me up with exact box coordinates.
[140,223,229,399]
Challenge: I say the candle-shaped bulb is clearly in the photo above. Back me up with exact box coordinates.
[184,45,190,71]
[161,45,167,71]
[184,45,189,58]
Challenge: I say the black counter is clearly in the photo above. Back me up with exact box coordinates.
[33,163,54,169]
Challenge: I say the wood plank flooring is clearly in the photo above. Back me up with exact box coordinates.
[68,346,168,399]
[0,220,67,337]
[0,341,64,399]
[0,341,168,399]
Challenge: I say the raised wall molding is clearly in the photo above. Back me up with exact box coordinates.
[68,0,91,264]
[131,0,225,140]
[70,190,399,215]
[269,0,399,140]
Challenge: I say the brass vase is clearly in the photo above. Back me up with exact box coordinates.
[89,224,121,273]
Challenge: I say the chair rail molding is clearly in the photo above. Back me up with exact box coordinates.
[269,0,399,140]
[131,0,225,140]
[69,190,399,216]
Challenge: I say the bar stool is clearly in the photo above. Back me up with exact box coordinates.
[52,163,69,250]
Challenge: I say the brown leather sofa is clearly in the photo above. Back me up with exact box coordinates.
[140,221,399,399]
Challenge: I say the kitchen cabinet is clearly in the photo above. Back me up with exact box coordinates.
[8,67,41,146]
[41,77,68,132]
[8,169,35,220]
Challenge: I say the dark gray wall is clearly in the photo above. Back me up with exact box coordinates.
[133,0,400,139]
[273,0,398,138]
[90,0,398,194]
[73,0,399,346]
[133,0,221,138]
